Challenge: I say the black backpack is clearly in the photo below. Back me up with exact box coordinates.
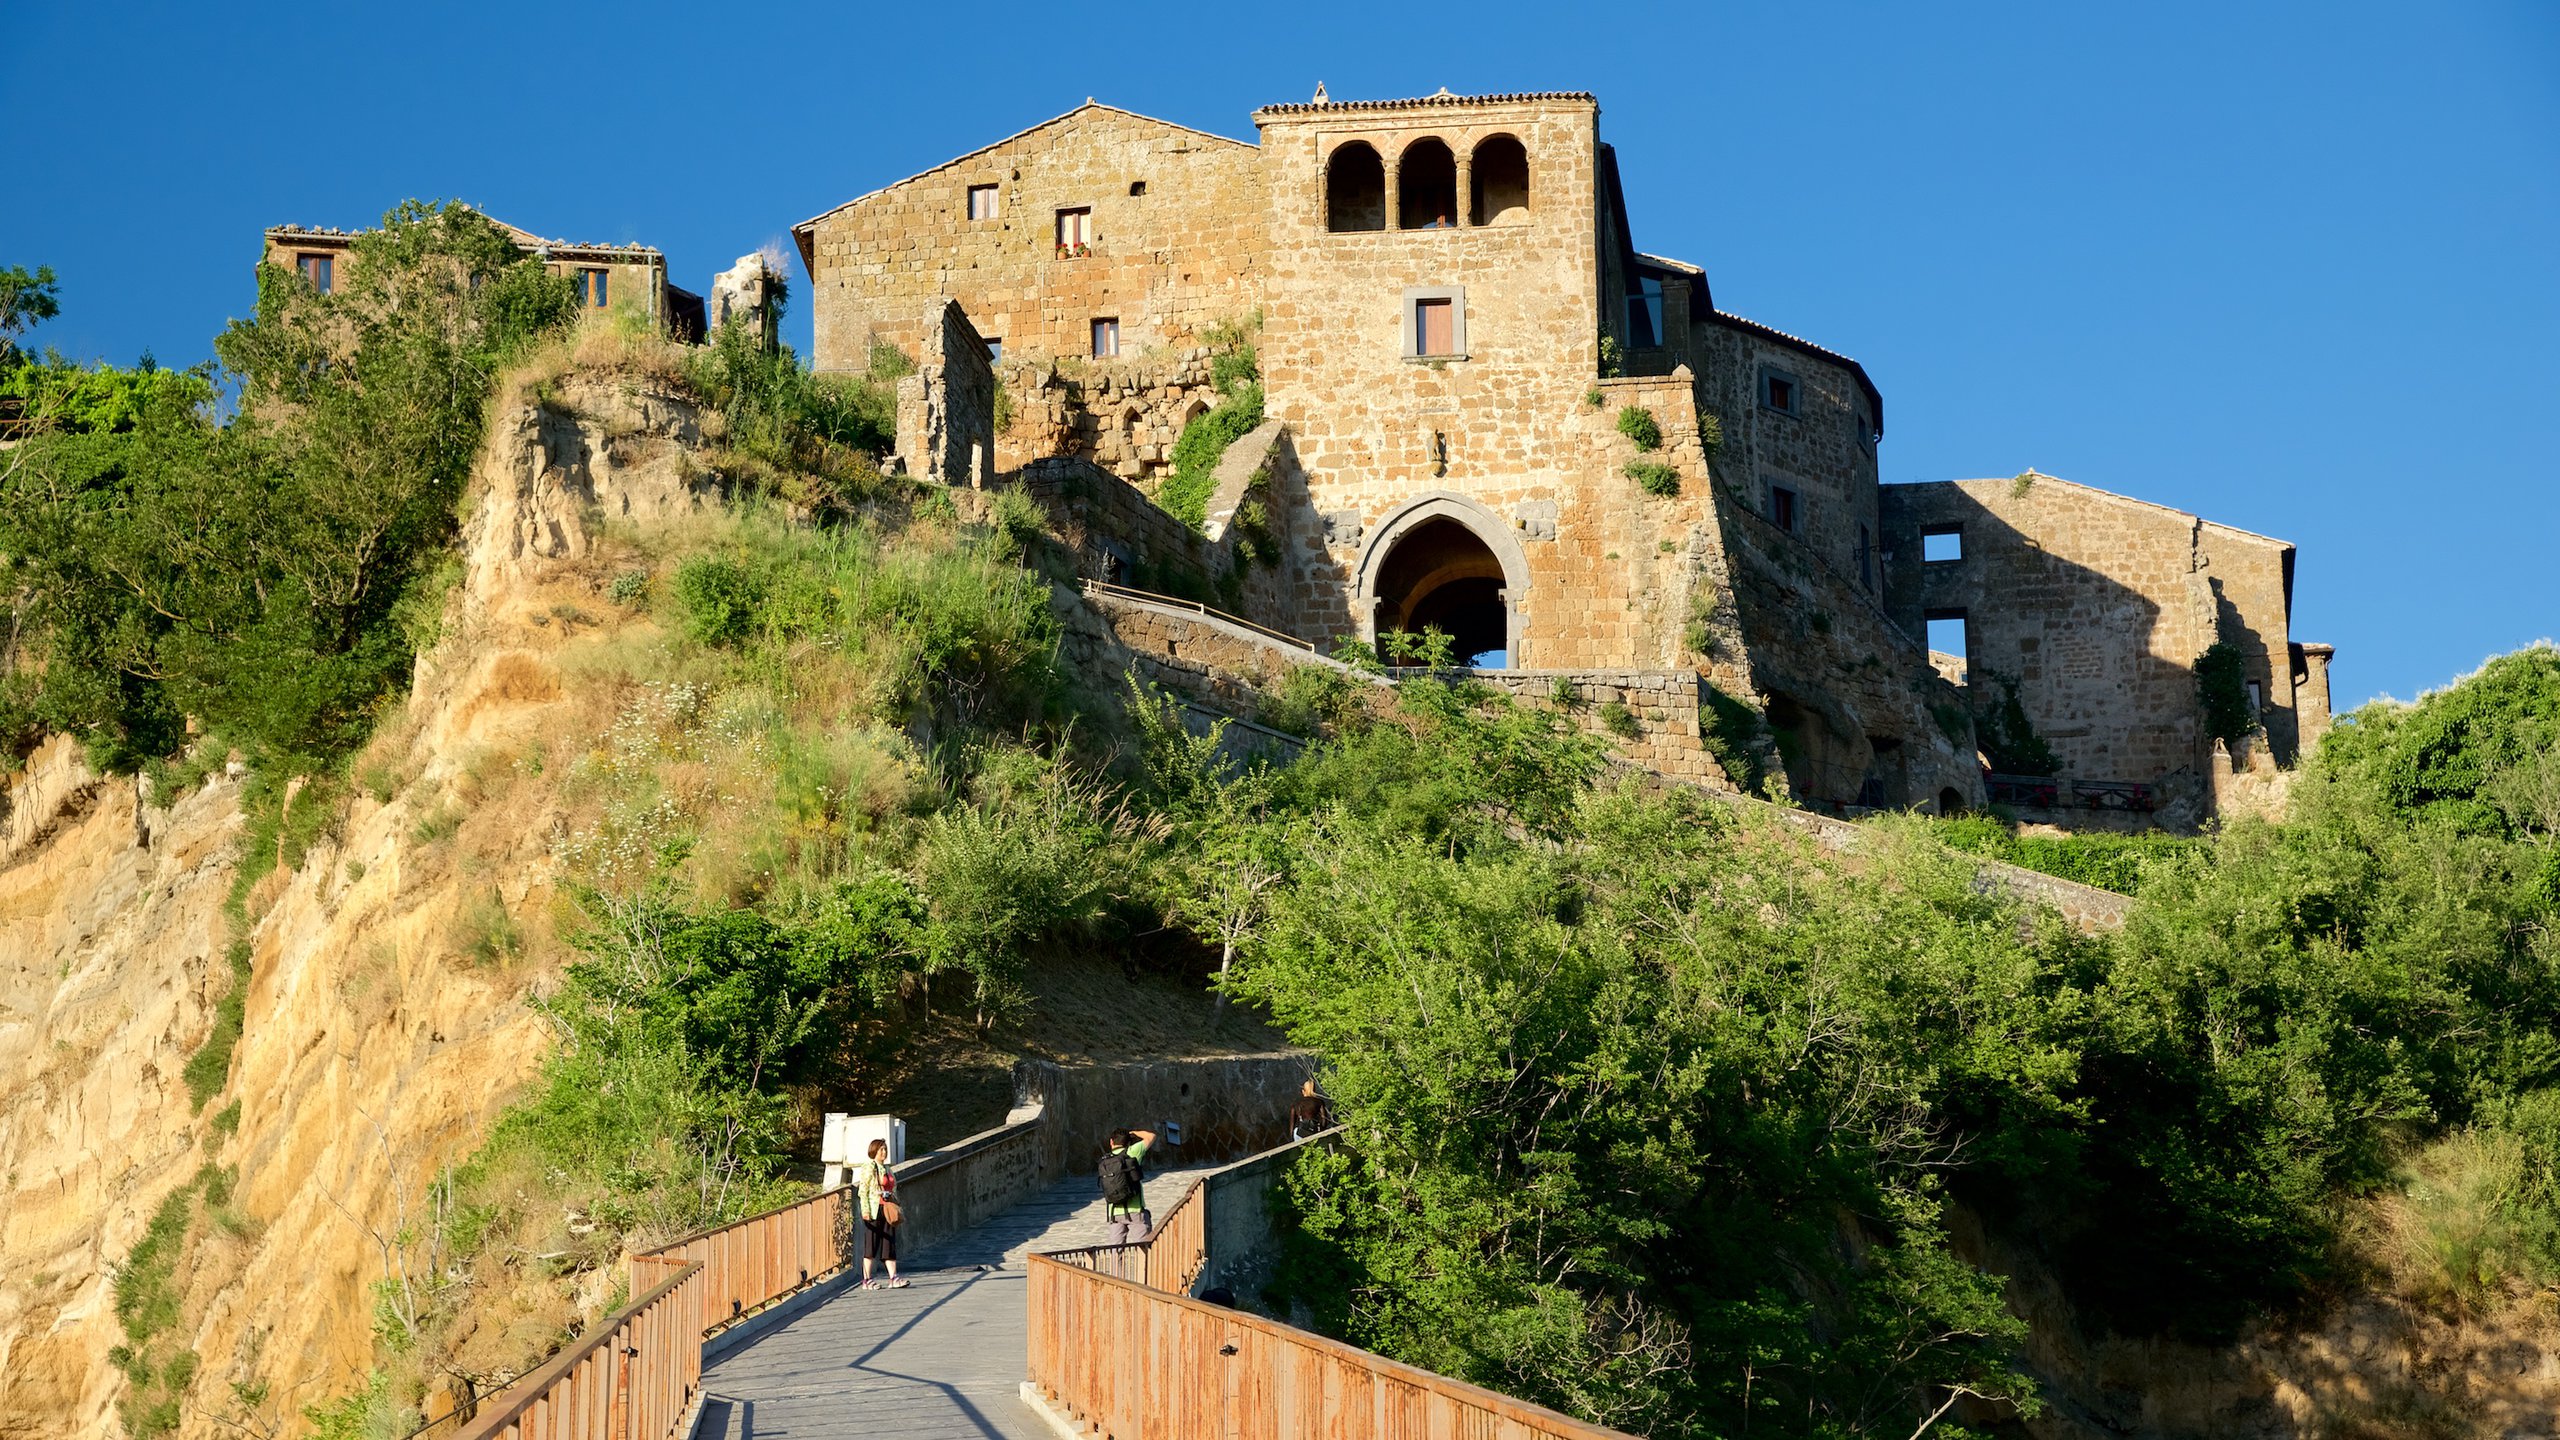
[1098,1149,1144,1207]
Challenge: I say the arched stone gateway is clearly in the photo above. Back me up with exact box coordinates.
[1354,493,1531,667]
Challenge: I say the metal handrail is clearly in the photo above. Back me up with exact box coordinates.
[1078,579,1318,654]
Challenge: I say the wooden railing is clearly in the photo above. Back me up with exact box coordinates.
[630,1186,850,1338]
[1025,1128,1637,1440]
[449,1259,705,1440]
[1038,1173,1208,1293]
[1025,1256,1638,1440]
[449,1187,850,1440]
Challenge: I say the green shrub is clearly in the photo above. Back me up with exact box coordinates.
[1624,460,1679,497]
[1614,405,1662,450]
[608,569,650,606]
[2,201,581,780]
[674,556,766,648]
[1598,700,1643,740]
[2195,641,2257,746]
[1974,671,2060,776]
[1159,382,1265,533]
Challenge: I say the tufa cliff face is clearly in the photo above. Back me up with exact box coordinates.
[0,374,716,1439]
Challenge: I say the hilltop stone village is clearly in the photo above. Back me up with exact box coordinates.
[270,88,2333,830]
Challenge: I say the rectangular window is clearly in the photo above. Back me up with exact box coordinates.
[2245,680,2264,716]
[985,336,1003,364]
[581,267,610,308]
[1415,298,1455,357]
[1761,367,1799,416]
[967,184,999,220]
[1858,523,1875,589]
[296,253,334,293]
[1767,484,1799,534]
[1401,286,1466,359]
[1090,317,1119,358]
[1922,527,1963,563]
[1057,207,1092,249]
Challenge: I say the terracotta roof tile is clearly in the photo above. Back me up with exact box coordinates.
[1254,89,1595,118]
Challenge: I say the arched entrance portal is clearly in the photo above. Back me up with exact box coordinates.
[1357,496,1531,668]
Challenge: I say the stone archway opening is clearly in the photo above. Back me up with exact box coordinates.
[1372,515,1509,666]
[1397,138,1457,230]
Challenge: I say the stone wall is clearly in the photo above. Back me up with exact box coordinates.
[1060,584,1386,728]
[1879,474,2313,824]
[1460,669,1730,787]
[1676,315,1885,602]
[1019,455,1220,597]
[892,299,996,486]
[997,350,1226,482]
[1717,493,1980,811]
[798,104,1266,373]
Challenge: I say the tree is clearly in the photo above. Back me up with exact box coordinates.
[0,263,59,364]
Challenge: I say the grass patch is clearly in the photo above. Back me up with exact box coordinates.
[181,939,253,1111]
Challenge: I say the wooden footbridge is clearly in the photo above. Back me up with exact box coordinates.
[438,1117,1635,1440]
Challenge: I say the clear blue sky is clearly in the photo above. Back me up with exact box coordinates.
[7,2,2553,708]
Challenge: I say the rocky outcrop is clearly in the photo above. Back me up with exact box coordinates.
[0,375,713,1438]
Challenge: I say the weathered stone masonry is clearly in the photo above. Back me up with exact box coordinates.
[796,89,2331,830]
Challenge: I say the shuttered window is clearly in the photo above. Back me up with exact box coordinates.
[1415,298,1454,356]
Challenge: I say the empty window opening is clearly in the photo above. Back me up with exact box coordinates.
[1922,527,1963,563]
[1469,134,1530,225]
[1627,275,1664,348]
[1397,137,1457,230]
[1415,298,1455,357]
[2245,680,2264,717]
[1925,611,1969,683]
[579,267,610,308]
[1090,316,1119,358]
[1373,516,1509,667]
[1325,141,1386,232]
[1761,367,1799,415]
[1128,179,1147,197]
[985,336,1003,364]
[1767,484,1799,534]
[967,184,999,220]
[296,252,334,293]
[1858,523,1875,589]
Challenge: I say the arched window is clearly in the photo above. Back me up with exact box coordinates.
[1397,138,1457,230]
[1325,142,1385,233]
[1470,134,1529,225]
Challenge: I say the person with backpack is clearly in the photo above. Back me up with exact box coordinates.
[856,1137,908,1289]
[1098,1127,1157,1245]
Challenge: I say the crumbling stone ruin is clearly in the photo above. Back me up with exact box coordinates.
[265,209,709,341]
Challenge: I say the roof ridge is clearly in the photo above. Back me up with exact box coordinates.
[1254,89,1596,117]
[790,100,1254,244]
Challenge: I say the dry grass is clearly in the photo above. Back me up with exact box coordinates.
[495,313,694,416]
[2348,1129,2556,1325]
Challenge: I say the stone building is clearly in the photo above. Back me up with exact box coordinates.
[790,90,2331,828]
[262,209,707,340]
[1881,474,2332,821]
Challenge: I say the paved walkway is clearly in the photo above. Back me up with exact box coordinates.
[695,1163,1217,1440]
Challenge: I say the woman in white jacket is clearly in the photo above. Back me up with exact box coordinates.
[856,1137,908,1289]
